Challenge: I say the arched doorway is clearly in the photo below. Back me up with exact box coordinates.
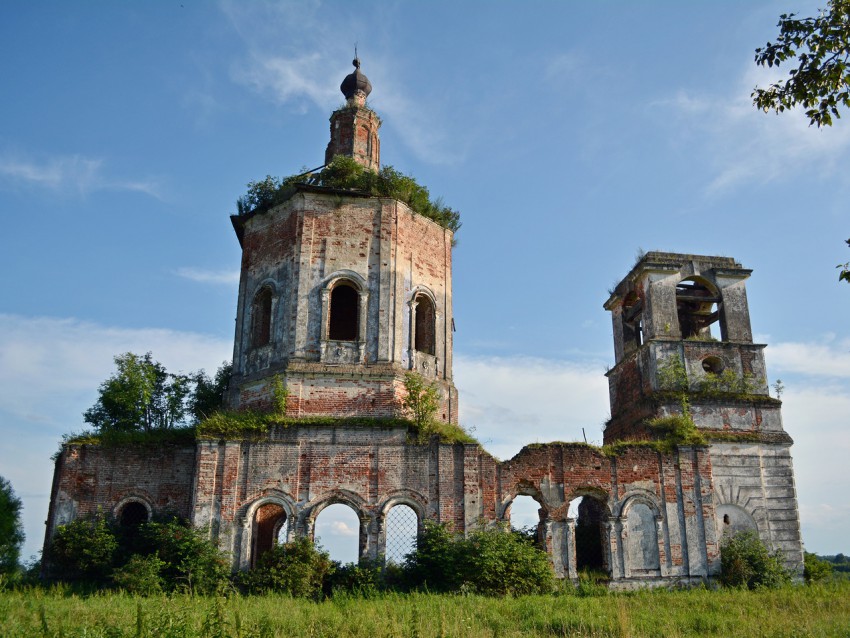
[252,502,287,567]
[569,495,609,575]
[314,503,360,565]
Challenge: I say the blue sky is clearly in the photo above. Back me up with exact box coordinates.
[1,1,849,564]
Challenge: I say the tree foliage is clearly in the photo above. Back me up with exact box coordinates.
[0,476,24,574]
[84,353,230,434]
[49,517,119,583]
[753,0,850,126]
[238,537,332,598]
[804,551,834,583]
[48,516,230,594]
[719,530,790,589]
[133,519,231,595]
[237,155,461,233]
[402,372,440,432]
[189,362,232,422]
[838,238,850,284]
[401,521,554,596]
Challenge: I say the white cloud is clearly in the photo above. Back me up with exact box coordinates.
[766,336,850,378]
[781,385,850,554]
[329,521,357,537]
[0,313,233,558]
[654,63,850,197]
[0,314,232,427]
[176,267,241,286]
[220,1,463,165]
[455,354,610,460]
[0,152,162,199]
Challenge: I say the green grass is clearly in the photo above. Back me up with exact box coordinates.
[2,582,850,637]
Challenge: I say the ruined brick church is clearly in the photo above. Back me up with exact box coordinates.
[45,59,804,585]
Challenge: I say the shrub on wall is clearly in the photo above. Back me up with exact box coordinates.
[236,156,461,233]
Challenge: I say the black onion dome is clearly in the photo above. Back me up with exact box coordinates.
[340,57,372,99]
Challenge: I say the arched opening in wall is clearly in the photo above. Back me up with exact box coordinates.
[314,503,360,565]
[622,291,643,350]
[384,504,418,565]
[118,501,149,530]
[252,287,273,347]
[676,278,722,340]
[716,504,758,538]
[328,283,359,341]
[625,502,660,574]
[414,294,436,355]
[252,503,287,567]
[569,495,609,575]
[509,495,545,546]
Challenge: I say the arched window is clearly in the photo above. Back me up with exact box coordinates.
[252,502,287,567]
[118,501,149,530]
[508,494,545,547]
[384,504,418,565]
[329,283,359,341]
[621,291,643,350]
[414,294,436,355]
[252,287,273,347]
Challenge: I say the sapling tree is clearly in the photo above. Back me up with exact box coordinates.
[402,372,439,430]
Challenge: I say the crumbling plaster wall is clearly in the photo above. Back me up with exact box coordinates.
[709,441,804,571]
[186,427,718,584]
[43,444,196,557]
[229,191,457,422]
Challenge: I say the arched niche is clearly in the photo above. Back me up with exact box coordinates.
[622,499,661,575]
[716,503,758,538]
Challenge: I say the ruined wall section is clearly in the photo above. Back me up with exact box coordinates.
[603,252,803,576]
[44,444,196,545]
[189,425,492,570]
[709,442,804,572]
[47,433,728,586]
[498,444,719,583]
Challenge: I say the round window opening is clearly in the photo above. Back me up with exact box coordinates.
[702,356,724,374]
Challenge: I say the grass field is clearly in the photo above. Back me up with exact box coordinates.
[2,581,849,637]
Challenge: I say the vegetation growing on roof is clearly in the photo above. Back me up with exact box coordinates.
[236,155,461,233]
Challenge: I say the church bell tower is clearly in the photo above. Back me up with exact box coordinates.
[227,58,458,423]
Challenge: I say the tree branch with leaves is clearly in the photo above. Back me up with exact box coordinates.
[753,0,850,126]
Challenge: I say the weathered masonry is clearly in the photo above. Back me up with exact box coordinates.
[44,58,804,586]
